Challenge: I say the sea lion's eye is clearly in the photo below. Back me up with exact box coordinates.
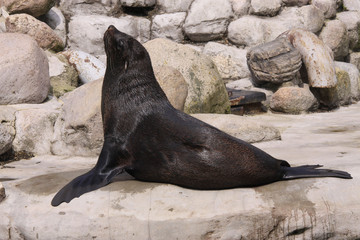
[116,39,124,50]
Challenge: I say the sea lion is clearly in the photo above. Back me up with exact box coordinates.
[51,25,352,207]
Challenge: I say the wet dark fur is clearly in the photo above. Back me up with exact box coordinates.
[51,26,352,206]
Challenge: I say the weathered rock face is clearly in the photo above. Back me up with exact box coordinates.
[184,0,233,41]
[59,0,114,17]
[270,86,318,114]
[0,33,50,105]
[249,0,282,17]
[247,38,302,86]
[282,29,337,88]
[336,11,360,50]
[192,114,281,143]
[144,38,230,114]
[319,20,349,61]
[151,12,186,42]
[202,42,250,80]
[120,0,155,7]
[5,13,64,51]
[230,0,250,17]
[156,0,193,13]
[68,15,151,56]
[40,7,67,46]
[0,0,55,17]
[312,0,337,19]
[343,0,360,11]
[154,66,188,111]
[335,61,360,100]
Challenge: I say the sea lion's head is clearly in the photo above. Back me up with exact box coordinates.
[104,25,148,74]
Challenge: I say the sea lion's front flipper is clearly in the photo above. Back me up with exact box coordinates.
[51,141,130,207]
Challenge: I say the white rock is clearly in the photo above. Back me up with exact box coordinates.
[349,52,360,70]
[226,78,253,90]
[42,7,67,46]
[120,0,155,7]
[203,42,250,79]
[68,15,151,56]
[157,0,193,13]
[343,0,360,11]
[184,0,233,41]
[312,0,337,19]
[59,0,115,16]
[230,0,250,17]
[282,29,337,88]
[0,33,50,104]
[151,12,186,42]
[249,0,282,17]
[334,61,360,100]
[336,11,360,50]
[319,20,349,60]
[61,50,105,84]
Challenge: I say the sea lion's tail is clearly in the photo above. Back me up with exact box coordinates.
[282,165,352,180]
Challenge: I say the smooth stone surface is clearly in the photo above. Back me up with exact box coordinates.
[336,11,360,50]
[343,0,360,11]
[0,33,50,105]
[144,38,230,114]
[68,15,150,56]
[249,0,282,17]
[184,0,233,41]
[151,12,186,42]
[5,13,64,51]
[1,102,360,239]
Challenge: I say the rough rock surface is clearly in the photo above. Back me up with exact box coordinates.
[68,15,151,56]
[312,0,337,19]
[0,124,13,155]
[157,0,193,13]
[1,102,360,239]
[319,20,349,61]
[0,33,50,105]
[247,38,302,85]
[230,0,250,17]
[249,0,282,16]
[0,0,55,17]
[144,38,230,114]
[151,12,186,42]
[203,42,250,79]
[335,61,360,100]
[192,114,281,142]
[154,66,188,111]
[343,0,360,11]
[349,52,360,70]
[270,86,318,114]
[40,7,67,46]
[184,0,233,41]
[336,11,360,50]
[59,0,114,17]
[5,13,64,51]
[282,29,337,88]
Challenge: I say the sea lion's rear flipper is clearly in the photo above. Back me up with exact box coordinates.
[51,141,130,207]
[282,165,352,180]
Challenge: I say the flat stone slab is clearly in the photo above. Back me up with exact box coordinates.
[1,103,360,239]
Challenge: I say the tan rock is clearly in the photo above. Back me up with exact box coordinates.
[154,66,188,111]
[6,13,64,51]
[0,0,55,17]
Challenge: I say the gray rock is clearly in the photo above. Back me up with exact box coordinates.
[226,78,253,90]
[151,12,186,42]
[120,0,155,7]
[270,86,318,114]
[336,11,360,50]
[144,38,230,114]
[68,15,151,56]
[0,33,50,105]
[348,52,360,70]
[192,113,281,142]
[343,0,360,11]
[229,0,250,18]
[282,29,337,88]
[154,66,188,111]
[249,0,282,17]
[319,20,349,61]
[0,124,13,155]
[184,0,233,41]
[41,7,67,46]
[5,13,64,52]
[157,0,193,13]
[0,0,55,17]
[247,38,302,85]
[59,0,115,17]
[282,0,309,6]
[334,61,360,100]
[312,0,337,19]
[203,42,250,79]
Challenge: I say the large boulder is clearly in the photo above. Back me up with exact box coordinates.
[183,0,233,41]
[336,11,360,50]
[311,0,337,19]
[151,12,186,42]
[5,13,64,51]
[249,0,282,17]
[68,15,151,56]
[0,33,50,105]
[319,20,350,61]
[144,38,230,114]
[0,0,55,17]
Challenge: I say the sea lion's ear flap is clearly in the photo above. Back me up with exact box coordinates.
[116,39,124,51]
